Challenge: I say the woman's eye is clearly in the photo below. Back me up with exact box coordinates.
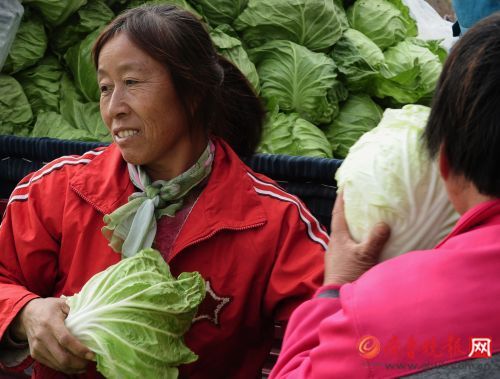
[100,85,110,93]
[125,79,137,86]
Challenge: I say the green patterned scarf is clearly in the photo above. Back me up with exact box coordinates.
[102,141,214,258]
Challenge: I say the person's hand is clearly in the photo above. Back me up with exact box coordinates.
[324,193,391,286]
[11,297,95,374]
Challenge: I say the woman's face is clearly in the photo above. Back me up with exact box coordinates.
[97,32,204,179]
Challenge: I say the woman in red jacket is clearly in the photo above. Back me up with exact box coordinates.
[0,5,327,378]
[271,13,500,379]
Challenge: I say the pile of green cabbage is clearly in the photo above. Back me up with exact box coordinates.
[335,105,459,260]
[0,0,446,159]
[64,248,205,379]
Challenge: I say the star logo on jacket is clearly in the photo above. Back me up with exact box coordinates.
[193,280,231,326]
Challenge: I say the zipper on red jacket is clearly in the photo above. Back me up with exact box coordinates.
[72,183,266,259]
[171,221,266,261]
[71,185,108,215]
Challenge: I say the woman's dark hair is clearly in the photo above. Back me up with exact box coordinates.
[92,5,264,157]
[424,12,500,197]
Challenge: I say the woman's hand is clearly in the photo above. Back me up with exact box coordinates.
[324,193,391,286]
[11,297,95,374]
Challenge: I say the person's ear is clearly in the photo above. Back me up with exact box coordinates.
[438,145,450,180]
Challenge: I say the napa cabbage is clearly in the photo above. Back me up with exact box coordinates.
[335,105,458,261]
[64,248,205,379]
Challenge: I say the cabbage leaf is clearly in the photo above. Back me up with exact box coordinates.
[65,248,205,379]
[189,0,247,26]
[0,74,33,136]
[15,55,63,115]
[347,0,417,50]
[22,0,88,26]
[31,111,103,141]
[249,40,347,125]
[58,74,112,142]
[210,25,260,93]
[2,13,47,74]
[331,28,385,94]
[258,108,332,158]
[64,28,102,102]
[324,94,382,158]
[127,0,199,16]
[374,38,444,104]
[234,0,347,51]
[51,0,114,55]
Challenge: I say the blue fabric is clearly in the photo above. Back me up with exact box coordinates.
[452,0,500,32]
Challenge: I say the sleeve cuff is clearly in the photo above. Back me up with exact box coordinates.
[314,284,342,299]
[3,327,28,349]
[0,349,30,369]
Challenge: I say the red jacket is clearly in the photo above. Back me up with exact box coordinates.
[270,199,500,378]
[0,138,327,378]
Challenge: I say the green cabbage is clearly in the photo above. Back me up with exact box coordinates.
[31,111,104,141]
[58,74,112,142]
[2,13,47,74]
[249,40,347,125]
[374,38,444,105]
[335,105,458,261]
[15,55,63,115]
[64,28,102,102]
[324,94,382,158]
[0,0,24,70]
[60,101,111,142]
[127,0,199,16]
[22,0,88,26]
[347,0,417,50]
[51,0,114,55]
[258,108,332,158]
[331,28,385,94]
[189,0,247,26]
[0,74,33,136]
[64,248,205,379]
[18,65,110,142]
[234,0,347,51]
[210,25,260,93]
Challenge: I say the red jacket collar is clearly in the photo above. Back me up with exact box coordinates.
[70,138,268,254]
[70,144,132,215]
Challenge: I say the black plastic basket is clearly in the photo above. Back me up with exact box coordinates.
[0,135,342,229]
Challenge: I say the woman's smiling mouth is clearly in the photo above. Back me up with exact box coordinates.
[114,129,139,141]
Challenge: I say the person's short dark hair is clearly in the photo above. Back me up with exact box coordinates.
[93,5,264,157]
[424,12,500,197]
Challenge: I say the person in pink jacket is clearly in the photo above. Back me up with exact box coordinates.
[271,13,500,379]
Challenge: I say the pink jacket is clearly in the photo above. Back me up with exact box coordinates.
[271,199,500,378]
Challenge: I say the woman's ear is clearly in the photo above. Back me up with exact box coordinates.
[438,145,450,180]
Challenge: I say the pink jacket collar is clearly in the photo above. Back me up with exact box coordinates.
[436,199,500,248]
